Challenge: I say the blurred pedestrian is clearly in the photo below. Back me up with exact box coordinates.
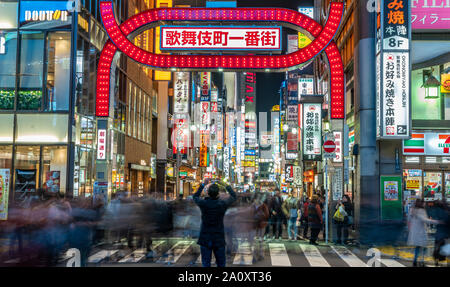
[263,192,273,240]
[308,195,323,245]
[300,197,310,239]
[69,198,98,267]
[431,200,450,266]
[282,190,301,241]
[253,193,270,240]
[194,178,237,267]
[252,193,269,261]
[407,199,440,266]
[42,193,72,266]
[334,195,353,245]
[269,189,284,240]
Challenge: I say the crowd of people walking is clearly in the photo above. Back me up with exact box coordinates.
[0,183,448,267]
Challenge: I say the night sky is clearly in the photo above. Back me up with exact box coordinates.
[256,72,284,114]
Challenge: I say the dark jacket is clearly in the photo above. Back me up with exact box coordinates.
[433,205,450,241]
[302,202,309,219]
[308,203,323,229]
[269,195,283,217]
[193,184,237,248]
[343,201,353,217]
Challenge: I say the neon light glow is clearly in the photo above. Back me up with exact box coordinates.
[97,1,345,119]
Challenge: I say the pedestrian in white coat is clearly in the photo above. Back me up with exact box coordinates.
[407,199,440,266]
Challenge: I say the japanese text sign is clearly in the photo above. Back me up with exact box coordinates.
[412,1,450,30]
[97,129,107,160]
[383,0,410,50]
[376,0,411,140]
[200,72,211,102]
[302,103,322,161]
[173,117,189,155]
[298,78,314,96]
[174,72,190,114]
[381,52,410,138]
[332,131,343,163]
[161,26,282,51]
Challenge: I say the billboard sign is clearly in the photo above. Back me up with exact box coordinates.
[200,72,211,102]
[174,72,190,114]
[302,103,322,161]
[403,132,450,156]
[97,129,107,160]
[376,0,411,140]
[333,131,343,163]
[298,78,314,96]
[412,2,450,30]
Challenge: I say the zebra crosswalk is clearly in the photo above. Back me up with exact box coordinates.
[63,238,410,267]
[268,243,291,266]
[299,243,330,267]
[331,246,368,267]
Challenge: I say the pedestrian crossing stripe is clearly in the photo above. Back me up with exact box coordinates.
[299,244,330,267]
[117,241,165,263]
[118,249,147,263]
[156,240,194,264]
[269,243,291,266]
[379,259,405,267]
[88,250,119,264]
[233,241,253,265]
[331,246,368,267]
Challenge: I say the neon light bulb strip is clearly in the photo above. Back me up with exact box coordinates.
[96,1,345,118]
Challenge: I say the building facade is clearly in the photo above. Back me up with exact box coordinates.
[0,0,163,207]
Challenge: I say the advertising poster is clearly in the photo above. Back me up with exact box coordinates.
[384,181,399,201]
[0,169,10,220]
[15,169,37,193]
[45,171,61,193]
[380,176,403,220]
[406,179,420,189]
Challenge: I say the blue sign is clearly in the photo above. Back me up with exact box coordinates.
[20,1,72,24]
[206,1,237,8]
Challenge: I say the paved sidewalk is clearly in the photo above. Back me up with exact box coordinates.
[378,245,449,266]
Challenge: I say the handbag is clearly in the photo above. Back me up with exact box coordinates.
[333,208,345,222]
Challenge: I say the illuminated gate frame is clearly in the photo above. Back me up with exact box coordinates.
[97,1,345,119]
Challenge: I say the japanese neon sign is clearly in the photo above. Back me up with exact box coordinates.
[161,26,282,51]
[376,0,411,140]
[97,1,345,119]
[97,129,107,160]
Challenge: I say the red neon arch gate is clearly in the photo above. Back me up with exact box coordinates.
[97,1,345,119]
